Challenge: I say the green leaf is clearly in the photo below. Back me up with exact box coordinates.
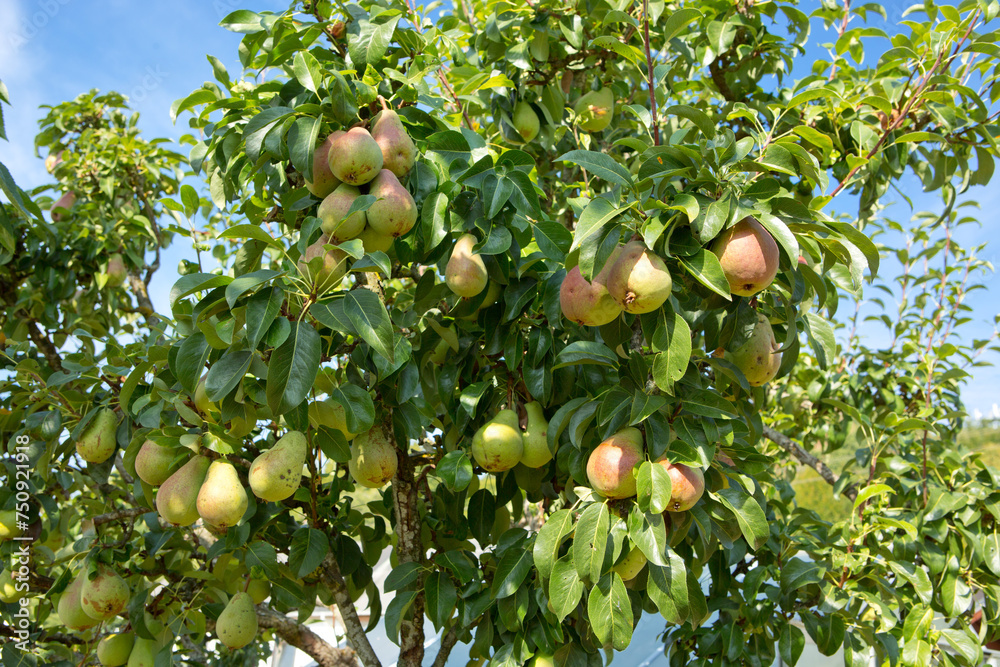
[648,549,689,624]
[664,104,716,138]
[506,170,543,218]
[244,106,294,162]
[350,16,401,67]
[491,549,533,599]
[291,51,323,94]
[548,555,583,622]
[385,562,424,591]
[245,541,279,578]
[661,8,702,41]
[246,286,283,349]
[533,509,575,580]
[651,307,692,393]
[289,528,329,578]
[756,213,799,265]
[573,502,609,582]
[434,551,478,584]
[206,350,253,402]
[779,557,823,596]
[677,249,731,299]
[852,483,893,511]
[627,508,668,567]
[330,384,375,434]
[421,191,449,251]
[266,322,321,415]
[385,590,416,645]
[288,116,322,181]
[569,197,621,253]
[225,269,280,308]
[588,573,633,650]
[119,362,152,415]
[437,451,474,492]
[804,312,837,369]
[175,333,211,394]
[780,623,805,666]
[556,150,633,190]
[552,341,618,369]
[219,9,263,33]
[424,572,457,629]
[218,224,284,250]
[532,220,573,261]
[344,290,395,362]
[715,486,769,550]
[169,273,233,307]
[637,461,673,514]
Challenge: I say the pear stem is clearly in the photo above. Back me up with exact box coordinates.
[377,95,390,111]
[243,574,251,593]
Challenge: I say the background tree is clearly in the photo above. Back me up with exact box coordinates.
[1,0,999,666]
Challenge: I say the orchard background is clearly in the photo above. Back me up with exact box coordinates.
[1,1,1000,666]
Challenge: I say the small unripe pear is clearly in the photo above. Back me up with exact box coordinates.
[512,102,540,143]
[575,87,615,132]
[606,241,672,314]
[445,234,488,298]
[155,455,211,526]
[0,569,20,603]
[249,430,308,502]
[107,254,127,288]
[81,564,130,620]
[329,127,383,185]
[305,132,343,198]
[366,169,418,238]
[519,402,553,468]
[77,408,118,464]
[586,428,644,499]
[727,313,782,386]
[559,247,623,326]
[126,637,157,667]
[654,461,705,512]
[194,376,216,417]
[612,546,647,581]
[318,183,366,242]
[217,591,258,649]
[97,632,135,666]
[349,426,398,488]
[711,216,780,297]
[0,510,21,540]
[135,440,184,486]
[472,410,523,473]
[247,579,270,605]
[57,573,99,630]
[308,402,357,440]
[371,109,417,179]
[196,461,248,529]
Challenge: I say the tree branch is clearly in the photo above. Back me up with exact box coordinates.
[92,506,148,527]
[26,319,64,372]
[127,270,159,327]
[642,0,660,146]
[391,427,426,667]
[762,425,857,502]
[255,605,360,667]
[431,626,459,667]
[319,554,384,667]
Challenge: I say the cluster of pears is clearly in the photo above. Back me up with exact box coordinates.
[57,563,130,632]
[560,240,672,326]
[76,408,119,465]
[302,105,418,285]
[140,431,307,529]
[310,399,399,489]
[471,402,553,473]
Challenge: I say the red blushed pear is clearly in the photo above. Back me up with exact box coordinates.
[51,191,76,222]
[654,460,705,511]
[305,132,343,198]
[606,241,673,314]
[559,247,623,326]
[586,427,644,499]
[711,216,780,297]
[727,313,782,386]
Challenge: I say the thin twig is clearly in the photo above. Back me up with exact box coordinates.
[642,0,660,146]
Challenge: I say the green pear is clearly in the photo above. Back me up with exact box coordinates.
[98,631,135,666]
[298,234,349,293]
[586,427,644,499]
[247,579,270,605]
[308,401,357,441]
[305,132,343,198]
[606,241,672,314]
[371,109,416,179]
[528,655,556,667]
[196,461,248,529]
[359,225,395,254]
[711,216,780,297]
[654,460,705,511]
[217,591,258,649]
[366,169,418,238]
[57,572,99,631]
[519,402,552,468]
[135,440,184,486]
[575,87,615,132]
[81,564,129,620]
[318,183,367,242]
[512,102,540,143]
[126,637,157,667]
[559,247,623,326]
[0,569,20,603]
[45,150,64,174]
[727,313,782,386]
[612,546,647,581]
[329,127,383,185]
[194,376,216,417]
[155,455,210,526]
[107,254,127,288]
[51,191,76,222]
[249,430,308,502]
[77,407,118,464]
[349,426,398,488]
[445,234,488,298]
[472,410,523,473]
[0,510,20,539]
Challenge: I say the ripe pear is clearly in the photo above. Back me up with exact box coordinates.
[217,591,258,649]
[77,407,118,464]
[366,169,418,238]
[349,426,399,488]
[559,248,623,326]
[520,402,552,468]
[305,132,343,198]
[249,430,308,502]
[727,313,782,386]
[371,109,417,179]
[612,546,647,581]
[512,102,540,143]
[247,579,270,605]
[586,427,644,499]
[57,572,99,631]
[575,87,615,132]
[155,455,210,526]
[445,234,488,298]
[308,401,356,440]
[606,241,672,314]
[528,655,556,667]
[0,510,20,539]
[81,564,129,620]
[298,234,349,293]
[107,254,127,288]
[359,225,395,254]
[0,569,20,603]
[654,461,705,512]
[318,183,367,242]
[472,410,523,473]
[127,637,157,667]
[98,632,135,666]
[196,461,248,529]
[51,191,76,222]
[329,127,383,185]
[135,440,184,486]
[711,216,780,297]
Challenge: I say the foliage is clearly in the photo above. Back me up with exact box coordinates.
[0,0,999,666]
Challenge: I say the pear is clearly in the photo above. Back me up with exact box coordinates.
[445,234,488,298]
[77,407,118,464]
[57,572,99,631]
[586,427,644,499]
[217,591,258,649]
[308,402,357,441]
[359,225,395,254]
[529,655,556,667]
[559,247,623,326]
[196,461,248,529]
[0,569,20,603]
[727,313,782,386]
[349,426,399,488]
[606,241,672,314]
[135,440,184,486]
[298,234,349,293]
[512,102,540,143]
[318,184,367,242]
[305,132,343,198]
[194,376,216,417]
[520,402,553,468]
[98,632,135,666]
[366,169,417,238]
[80,564,130,620]
[127,637,157,667]
[371,109,417,179]
[711,216,780,297]
[0,510,20,539]
[107,254,127,288]
[247,579,270,605]
[51,191,76,222]
[575,87,615,132]
[45,150,64,174]
[654,461,705,511]
[249,430,308,502]
[155,455,211,526]
[329,127,383,185]
[612,546,647,581]
[471,410,523,473]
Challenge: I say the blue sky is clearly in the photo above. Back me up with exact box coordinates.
[1,0,997,419]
